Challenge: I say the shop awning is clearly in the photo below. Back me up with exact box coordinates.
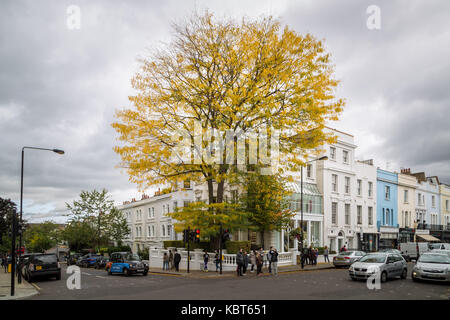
[417,234,440,242]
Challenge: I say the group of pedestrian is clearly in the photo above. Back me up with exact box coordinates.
[236,247,279,277]
[301,245,319,266]
[162,249,182,272]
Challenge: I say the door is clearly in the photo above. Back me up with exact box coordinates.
[385,255,397,277]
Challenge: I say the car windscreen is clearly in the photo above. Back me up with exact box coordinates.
[126,254,141,261]
[418,254,450,264]
[33,255,57,264]
[359,254,386,263]
[338,251,353,256]
[429,244,442,250]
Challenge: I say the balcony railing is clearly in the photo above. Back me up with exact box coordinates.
[417,223,450,231]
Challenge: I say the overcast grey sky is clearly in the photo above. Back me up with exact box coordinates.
[1,0,449,223]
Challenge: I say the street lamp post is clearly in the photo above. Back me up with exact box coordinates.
[17,147,64,285]
[300,155,328,269]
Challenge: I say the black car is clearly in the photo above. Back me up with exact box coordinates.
[23,253,61,281]
[94,256,109,269]
[67,253,83,266]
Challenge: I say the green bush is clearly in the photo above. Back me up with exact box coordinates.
[225,241,251,254]
[138,248,149,260]
[163,240,210,251]
[106,245,132,255]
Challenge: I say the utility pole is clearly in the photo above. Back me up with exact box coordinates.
[187,226,190,273]
[10,208,17,296]
[219,223,223,275]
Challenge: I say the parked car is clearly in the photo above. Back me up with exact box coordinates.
[67,253,83,266]
[349,252,408,282]
[429,243,450,250]
[431,249,450,257]
[379,248,411,262]
[77,254,102,268]
[94,256,109,269]
[333,250,366,268]
[107,252,148,276]
[22,253,61,281]
[412,252,450,283]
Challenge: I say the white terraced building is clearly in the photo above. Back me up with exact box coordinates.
[316,128,378,253]
[118,182,195,252]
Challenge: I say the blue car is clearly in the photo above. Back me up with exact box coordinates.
[77,254,102,268]
[108,252,148,276]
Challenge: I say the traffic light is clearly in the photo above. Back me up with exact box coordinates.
[194,229,200,243]
[183,229,189,243]
[222,229,230,243]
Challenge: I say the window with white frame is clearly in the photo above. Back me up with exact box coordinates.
[161,225,166,237]
[147,226,151,238]
[357,179,362,196]
[418,193,422,205]
[432,196,436,208]
[385,186,390,200]
[345,204,351,225]
[357,205,362,224]
[330,147,336,160]
[332,174,338,192]
[404,190,408,203]
[162,205,166,216]
[152,225,155,237]
[368,182,373,197]
[332,202,337,225]
[368,207,373,225]
[446,200,449,211]
[343,150,349,164]
[306,164,312,178]
[345,177,350,194]
[152,207,155,217]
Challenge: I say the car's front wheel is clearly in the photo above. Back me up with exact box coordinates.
[401,268,407,279]
[56,272,61,280]
[124,268,131,277]
[381,271,388,283]
[143,270,148,276]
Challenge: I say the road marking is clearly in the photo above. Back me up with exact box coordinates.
[95,276,106,279]
[82,272,92,276]
[31,283,41,291]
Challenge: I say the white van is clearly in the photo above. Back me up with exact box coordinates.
[429,243,450,250]
[399,242,429,260]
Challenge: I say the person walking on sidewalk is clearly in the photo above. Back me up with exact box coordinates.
[256,251,263,276]
[323,246,330,263]
[163,252,169,270]
[271,248,279,276]
[174,249,181,272]
[267,247,273,273]
[250,250,256,272]
[236,248,244,276]
[214,250,220,272]
[169,250,174,270]
[203,250,209,272]
[242,250,249,275]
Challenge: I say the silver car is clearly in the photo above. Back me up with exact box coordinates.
[349,253,408,282]
[412,252,450,283]
[333,250,366,268]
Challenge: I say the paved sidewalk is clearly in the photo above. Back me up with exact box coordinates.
[0,271,39,300]
[148,262,335,279]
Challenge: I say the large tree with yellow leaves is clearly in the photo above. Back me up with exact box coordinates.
[112,12,343,236]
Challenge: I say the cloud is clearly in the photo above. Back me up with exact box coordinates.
[1,0,449,223]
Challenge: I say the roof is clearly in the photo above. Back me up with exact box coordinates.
[285,182,322,196]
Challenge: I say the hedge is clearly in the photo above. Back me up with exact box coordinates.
[163,240,210,251]
[225,241,251,254]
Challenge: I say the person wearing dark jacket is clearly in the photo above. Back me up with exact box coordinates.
[236,248,244,276]
[242,251,249,275]
[271,248,279,275]
[173,249,181,272]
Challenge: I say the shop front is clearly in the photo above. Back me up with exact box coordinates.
[357,233,378,252]
[378,226,399,249]
[399,228,415,243]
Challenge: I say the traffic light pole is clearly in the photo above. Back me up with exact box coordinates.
[219,223,223,275]
[187,227,190,274]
